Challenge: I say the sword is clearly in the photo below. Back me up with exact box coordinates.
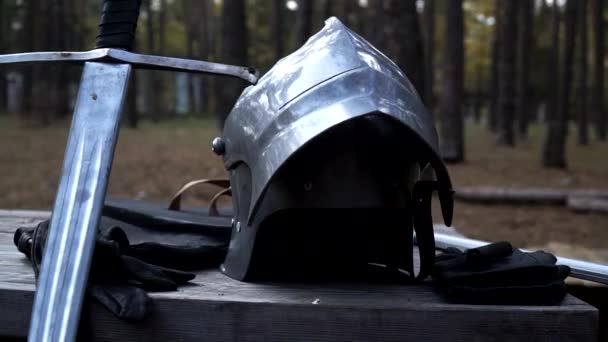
[0,1,258,341]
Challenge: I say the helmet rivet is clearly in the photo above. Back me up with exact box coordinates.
[231,218,235,226]
[212,137,225,155]
[236,221,241,232]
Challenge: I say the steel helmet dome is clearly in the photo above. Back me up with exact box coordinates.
[213,17,454,281]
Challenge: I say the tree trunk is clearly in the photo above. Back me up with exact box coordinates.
[142,0,155,119]
[474,64,483,123]
[592,0,605,140]
[64,0,86,115]
[126,72,139,128]
[272,0,284,61]
[423,0,435,109]
[496,0,518,146]
[183,0,212,115]
[0,0,6,113]
[545,0,560,132]
[21,0,34,119]
[217,0,248,128]
[297,0,313,46]
[439,0,464,163]
[324,0,333,20]
[48,0,61,118]
[341,0,351,23]
[158,0,166,53]
[366,0,383,46]
[155,0,167,117]
[30,0,51,125]
[369,0,425,100]
[186,38,195,114]
[183,0,208,115]
[516,0,533,138]
[202,0,215,114]
[578,0,589,145]
[544,0,578,168]
[53,0,72,117]
[489,2,502,133]
[341,0,360,31]
[397,0,425,100]
[72,0,87,49]
[489,0,502,133]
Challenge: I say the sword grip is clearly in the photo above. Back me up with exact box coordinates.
[95,0,142,50]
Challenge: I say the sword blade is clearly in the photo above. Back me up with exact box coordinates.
[28,62,131,342]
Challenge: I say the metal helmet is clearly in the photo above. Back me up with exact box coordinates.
[213,17,454,281]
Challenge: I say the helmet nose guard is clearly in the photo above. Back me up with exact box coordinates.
[216,17,454,281]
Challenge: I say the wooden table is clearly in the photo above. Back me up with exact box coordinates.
[0,210,599,341]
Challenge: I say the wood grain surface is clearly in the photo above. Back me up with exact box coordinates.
[0,210,598,341]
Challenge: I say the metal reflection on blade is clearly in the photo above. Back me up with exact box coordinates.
[28,62,131,342]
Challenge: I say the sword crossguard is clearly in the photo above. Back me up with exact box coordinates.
[0,49,260,84]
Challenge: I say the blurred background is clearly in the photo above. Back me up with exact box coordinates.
[0,0,607,266]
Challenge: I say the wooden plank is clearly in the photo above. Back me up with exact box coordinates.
[0,210,48,238]
[0,219,45,234]
[568,196,608,214]
[454,187,568,204]
[454,186,608,206]
[0,210,599,341]
[0,270,598,342]
[0,209,50,219]
[70,294,600,342]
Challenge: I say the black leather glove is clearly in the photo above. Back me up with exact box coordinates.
[14,218,198,321]
[432,241,571,305]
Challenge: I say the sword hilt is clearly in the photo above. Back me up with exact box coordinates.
[95,0,142,51]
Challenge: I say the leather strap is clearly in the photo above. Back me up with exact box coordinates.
[168,178,230,213]
[208,187,232,216]
[412,180,438,281]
